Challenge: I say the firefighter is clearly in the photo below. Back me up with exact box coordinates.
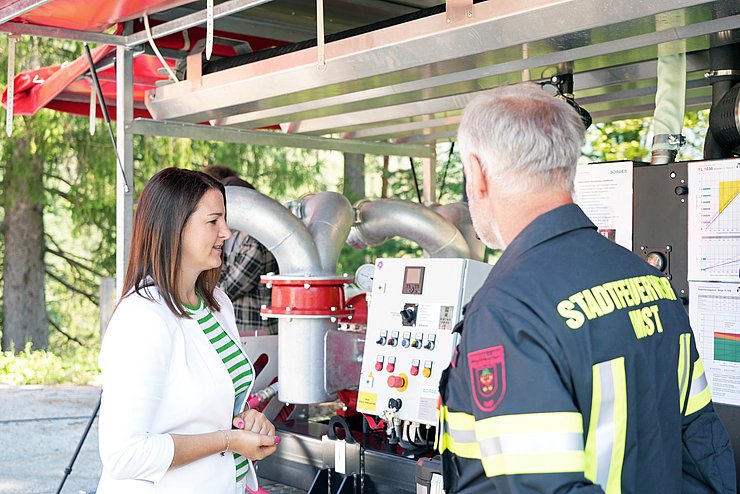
[437,83,735,493]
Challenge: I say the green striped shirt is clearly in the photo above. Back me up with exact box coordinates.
[185,296,253,481]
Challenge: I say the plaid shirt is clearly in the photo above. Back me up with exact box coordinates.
[219,232,279,334]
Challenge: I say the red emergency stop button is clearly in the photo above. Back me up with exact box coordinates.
[387,375,406,389]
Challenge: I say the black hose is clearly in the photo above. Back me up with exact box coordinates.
[55,391,102,494]
[438,141,455,202]
[83,43,132,193]
[408,157,423,203]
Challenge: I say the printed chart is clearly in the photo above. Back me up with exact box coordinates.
[689,281,740,406]
[688,160,740,283]
[715,332,740,364]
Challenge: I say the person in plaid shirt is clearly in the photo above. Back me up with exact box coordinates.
[204,166,279,335]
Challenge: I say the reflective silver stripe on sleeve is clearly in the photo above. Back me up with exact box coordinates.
[689,370,708,398]
[449,427,478,444]
[595,360,615,490]
[479,431,584,457]
[678,333,691,410]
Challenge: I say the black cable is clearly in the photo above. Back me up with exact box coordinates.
[55,391,101,494]
[408,157,423,203]
[438,141,455,202]
[83,43,132,193]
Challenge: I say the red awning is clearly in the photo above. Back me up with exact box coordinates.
[0,0,196,31]
[1,1,289,119]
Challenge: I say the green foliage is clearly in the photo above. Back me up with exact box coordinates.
[337,143,466,277]
[187,142,326,201]
[583,118,651,162]
[678,110,709,161]
[0,342,98,385]
[582,110,709,163]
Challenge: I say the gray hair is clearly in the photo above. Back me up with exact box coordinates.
[457,83,585,195]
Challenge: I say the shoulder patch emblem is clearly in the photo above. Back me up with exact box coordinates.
[468,345,506,413]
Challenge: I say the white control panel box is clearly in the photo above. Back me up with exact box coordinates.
[357,258,492,425]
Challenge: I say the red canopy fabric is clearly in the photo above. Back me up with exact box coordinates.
[1,1,289,119]
[0,0,196,31]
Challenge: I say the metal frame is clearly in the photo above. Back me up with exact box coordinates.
[0,0,273,46]
[4,0,740,152]
[115,34,135,293]
[146,0,737,125]
[124,0,273,47]
[0,0,52,25]
[127,119,430,157]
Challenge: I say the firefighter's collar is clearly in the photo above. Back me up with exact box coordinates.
[498,203,596,263]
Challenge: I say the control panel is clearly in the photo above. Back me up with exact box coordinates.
[357,258,492,425]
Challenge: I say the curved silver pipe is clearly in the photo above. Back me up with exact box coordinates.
[226,186,346,404]
[297,192,354,275]
[348,199,471,258]
[433,203,485,261]
[225,185,321,275]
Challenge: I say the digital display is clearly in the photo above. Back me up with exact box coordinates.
[402,266,425,294]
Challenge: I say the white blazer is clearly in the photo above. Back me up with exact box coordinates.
[97,284,257,494]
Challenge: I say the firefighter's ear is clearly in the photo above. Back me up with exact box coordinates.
[465,153,489,201]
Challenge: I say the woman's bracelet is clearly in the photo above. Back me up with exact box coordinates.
[220,430,230,457]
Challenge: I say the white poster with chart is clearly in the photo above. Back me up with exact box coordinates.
[688,159,740,283]
[574,161,633,250]
[689,281,740,407]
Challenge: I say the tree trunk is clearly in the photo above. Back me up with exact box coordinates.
[2,119,48,352]
[342,153,365,204]
[381,156,390,199]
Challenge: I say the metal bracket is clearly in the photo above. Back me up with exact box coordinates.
[446,0,473,24]
[187,52,202,88]
[322,416,362,476]
[639,245,672,280]
[316,0,326,71]
[705,69,740,79]
[652,133,686,149]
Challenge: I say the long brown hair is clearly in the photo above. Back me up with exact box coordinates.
[121,167,226,317]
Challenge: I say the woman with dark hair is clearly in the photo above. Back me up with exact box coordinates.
[97,167,277,494]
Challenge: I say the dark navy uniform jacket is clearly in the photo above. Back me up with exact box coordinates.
[438,204,735,493]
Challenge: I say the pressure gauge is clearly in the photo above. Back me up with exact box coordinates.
[354,263,376,292]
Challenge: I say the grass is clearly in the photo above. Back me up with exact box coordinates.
[0,342,100,385]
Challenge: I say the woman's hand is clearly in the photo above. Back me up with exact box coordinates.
[229,430,277,460]
[233,409,276,436]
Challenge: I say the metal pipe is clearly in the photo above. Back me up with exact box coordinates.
[225,185,321,275]
[432,203,485,261]
[297,192,354,275]
[651,11,686,164]
[348,199,470,258]
[277,318,335,403]
[226,187,351,404]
